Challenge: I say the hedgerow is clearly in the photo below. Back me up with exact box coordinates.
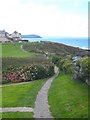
[52,56,90,85]
[2,63,54,84]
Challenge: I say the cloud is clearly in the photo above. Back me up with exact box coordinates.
[69,0,82,7]
[0,0,88,37]
[74,1,82,7]
[81,47,89,50]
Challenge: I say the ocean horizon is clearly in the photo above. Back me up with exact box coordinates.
[22,37,88,50]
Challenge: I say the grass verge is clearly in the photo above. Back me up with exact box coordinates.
[48,73,88,118]
[2,79,47,108]
[2,112,33,118]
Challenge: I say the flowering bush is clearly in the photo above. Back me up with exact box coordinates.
[2,64,54,84]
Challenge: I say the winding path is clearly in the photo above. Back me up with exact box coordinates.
[33,66,59,118]
[0,66,59,118]
[20,44,27,52]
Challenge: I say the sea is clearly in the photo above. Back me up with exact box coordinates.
[22,37,89,50]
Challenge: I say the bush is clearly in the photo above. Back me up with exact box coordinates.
[52,57,74,74]
[52,56,90,85]
[63,60,74,74]
[2,63,54,84]
[58,58,65,71]
[52,56,59,65]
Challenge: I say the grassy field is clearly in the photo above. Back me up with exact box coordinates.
[48,73,88,118]
[2,79,47,108]
[2,43,48,70]
[2,43,37,57]
[2,112,33,118]
[0,44,2,57]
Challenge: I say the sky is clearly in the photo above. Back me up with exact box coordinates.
[0,0,88,37]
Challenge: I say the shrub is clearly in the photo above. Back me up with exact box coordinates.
[52,56,90,85]
[63,60,74,74]
[52,56,59,65]
[52,57,74,74]
[2,63,54,84]
[58,58,65,71]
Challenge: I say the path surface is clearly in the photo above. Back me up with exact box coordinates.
[33,66,59,118]
[20,44,27,52]
[0,107,33,112]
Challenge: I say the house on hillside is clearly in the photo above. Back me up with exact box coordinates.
[10,31,21,41]
[0,30,11,43]
[0,30,22,43]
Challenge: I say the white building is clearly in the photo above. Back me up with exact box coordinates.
[0,30,22,43]
[11,31,21,41]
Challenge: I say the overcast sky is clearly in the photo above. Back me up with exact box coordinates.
[0,0,88,37]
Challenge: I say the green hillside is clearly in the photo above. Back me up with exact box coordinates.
[2,43,37,57]
[22,42,85,57]
[1,42,88,118]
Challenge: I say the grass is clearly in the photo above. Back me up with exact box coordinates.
[0,44,2,57]
[2,43,49,70]
[2,43,37,57]
[2,56,48,70]
[48,73,88,118]
[2,79,47,108]
[2,112,33,118]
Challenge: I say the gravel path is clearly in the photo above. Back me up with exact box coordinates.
[33,66,59,118]
[0,107,33,112]
[20,44,27,52]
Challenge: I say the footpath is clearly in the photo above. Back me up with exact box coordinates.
[0,66,59,119]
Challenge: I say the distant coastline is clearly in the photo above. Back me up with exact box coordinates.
[21,34,42,38]
[22,36,88,50]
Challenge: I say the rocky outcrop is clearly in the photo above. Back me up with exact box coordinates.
[73,57,90,85]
